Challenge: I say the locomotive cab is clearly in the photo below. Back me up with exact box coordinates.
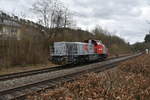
[88,40,108,59]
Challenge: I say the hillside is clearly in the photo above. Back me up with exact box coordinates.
[48,28,94,42]
[132,33,150,52]
[0,27,132,68]
[0,12,132,67]
[132,42,150,52]
[48,28,132,55]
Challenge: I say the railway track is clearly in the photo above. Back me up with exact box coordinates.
[0,65,67,81]
[0,54,129,82]
[0,53,143,100]
[0,61,107,81]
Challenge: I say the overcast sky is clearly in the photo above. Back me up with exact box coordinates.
[0,0,150,44]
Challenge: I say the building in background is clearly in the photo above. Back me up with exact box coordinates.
[0,11,21,40]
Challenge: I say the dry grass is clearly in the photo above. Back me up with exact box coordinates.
[0,62,57,75]
[0,38,49,67]
[28,54,150,100]
[119,55,150,77]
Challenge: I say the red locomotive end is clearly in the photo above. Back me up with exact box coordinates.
[95,44,103,54]
[88,40,108,58]
[88,40,105,54]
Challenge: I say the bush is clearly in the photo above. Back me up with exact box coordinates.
[28,55,150,100]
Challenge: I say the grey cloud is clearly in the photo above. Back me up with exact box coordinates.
[0,0,149,43]
[68,0,149,43]
[72,0,143,20]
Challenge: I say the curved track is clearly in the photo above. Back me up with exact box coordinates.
[0,53,143,100]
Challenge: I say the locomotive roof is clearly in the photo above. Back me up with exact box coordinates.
[54,42,88,44]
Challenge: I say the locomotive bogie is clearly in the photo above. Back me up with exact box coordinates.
[52,54,100,64]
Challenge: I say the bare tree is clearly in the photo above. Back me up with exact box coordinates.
[54,9,64,28]
[63,8,73,28]
[32,0,52,27]
[32,0,74,29]
[50,1,65,28]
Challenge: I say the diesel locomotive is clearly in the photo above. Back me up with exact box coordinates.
[50,40,108,64]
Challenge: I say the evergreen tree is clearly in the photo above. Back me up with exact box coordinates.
[144,32,150,43]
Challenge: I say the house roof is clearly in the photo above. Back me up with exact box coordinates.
[0,11,21,28]
[0,18,20,27]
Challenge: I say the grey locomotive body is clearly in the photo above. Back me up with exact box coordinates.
[50,40,108,64]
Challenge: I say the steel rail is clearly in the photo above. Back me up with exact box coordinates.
[0,65,66,81]
[0,53,143,100]
[0,54,130,81]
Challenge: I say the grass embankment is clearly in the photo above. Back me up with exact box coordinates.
[0,62,57,75]
[28,54,150,100]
